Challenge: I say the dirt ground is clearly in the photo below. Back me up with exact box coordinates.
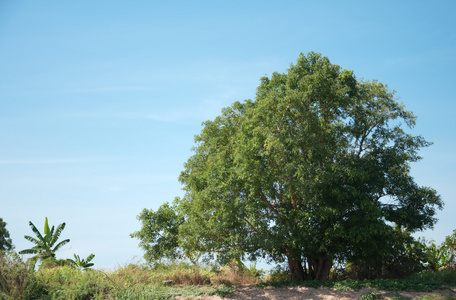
[178,285,456,299]
[228,286,456,299]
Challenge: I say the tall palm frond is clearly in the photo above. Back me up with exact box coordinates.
[19,217,70,264]
[52,238,70,252]
[29,221,45,243]
[49,223,66,246]
[23,235,41,246]
[17,247,39,255]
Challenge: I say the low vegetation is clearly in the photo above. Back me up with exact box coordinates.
[1,251,456,299]
[0,255,257,299]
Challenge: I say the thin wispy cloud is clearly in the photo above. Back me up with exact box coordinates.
[60,86,149,94]
[1,86,151,98]
[60,111,185,122]
[0,158,108,165]
[144,112,184,122]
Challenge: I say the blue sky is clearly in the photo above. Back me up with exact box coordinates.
[1,1,455,269]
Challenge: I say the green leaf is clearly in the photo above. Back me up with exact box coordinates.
[20,217,70,265]
[44,217,50,235]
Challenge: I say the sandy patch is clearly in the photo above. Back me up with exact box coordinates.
[177,286,456,299]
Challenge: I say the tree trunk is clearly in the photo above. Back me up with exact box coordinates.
[308,257,333,281]
[287,255,307,281]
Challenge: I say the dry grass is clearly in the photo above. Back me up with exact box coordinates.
[111,262,260,286]
[113,264,152,285]
[211,267,260,285]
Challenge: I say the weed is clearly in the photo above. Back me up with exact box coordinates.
[360,291,382,300]
[207,284,234,298]
[333,281,352,291]
[388,292,411,300]
[420,295,455,300]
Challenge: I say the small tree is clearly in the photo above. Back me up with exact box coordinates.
[66,253,95,270]
[0,218,14,251]
[19,217,70,265]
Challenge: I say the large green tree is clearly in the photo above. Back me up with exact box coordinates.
[19,217,70,264]
[0,218,14,251]
[133,52,442,281]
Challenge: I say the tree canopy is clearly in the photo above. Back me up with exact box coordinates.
[0,218,14,251]
[133,52,442,281]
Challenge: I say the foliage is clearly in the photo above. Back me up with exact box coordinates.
[412,269,456,285]
[441,229,456,270]
[66,253,95,270]
[345,227,431,279]
[39,257,71,270]
[1,257,454,299]
[34,262,241,299]
[0,218,13,251]
[18,217,70,265]
[411,229,456,273]
[36,266,111,299]
[130,203,185,265]
[0,251,47,300]
[132,52,442,281]
[360,291,381,300]
[266,264,290,282]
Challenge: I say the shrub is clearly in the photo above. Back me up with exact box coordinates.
[39,257,71,270]
[360,291,382,300]
[36,266,112,299]
[264,264,289,282]
[0,251,47,300]
[411,269,456,285]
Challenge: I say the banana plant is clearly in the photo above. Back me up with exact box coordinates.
[19,217,70,264]
[67,253,95,270]
[442,229,456,269]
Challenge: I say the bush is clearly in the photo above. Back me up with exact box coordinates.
[0,251,47,300]
[264,264,289,282]
[39,257,71,270]
[411,269,456,285]
[36,266,112,299]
